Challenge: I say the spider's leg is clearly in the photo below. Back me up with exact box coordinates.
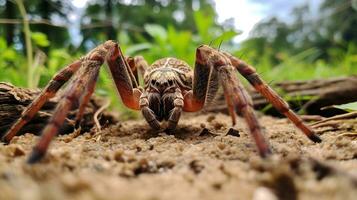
[134,56,149,78]
[105,41,142,110]
[74,67,99,127]
[2,61,82,143]
[224,91,237,126]
[126,56,149,85]
[28,59,102,164]
[186,45,270,157]
[220,64,271,157]
[223,51,322,143]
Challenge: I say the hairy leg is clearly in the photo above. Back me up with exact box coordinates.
[2,61,82,143]
[185,46,270,156]
[28,59,102,163]
[74,67,100,127]
[105,41,142,110]
[126,56,149,85]
[4,41,144,163]
[222,51,321,143]
[219,65,270,157]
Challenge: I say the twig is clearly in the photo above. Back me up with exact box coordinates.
[310,111,357,126]
[0,18,67,28]
[300,115,325,122]
[94,99,111,131]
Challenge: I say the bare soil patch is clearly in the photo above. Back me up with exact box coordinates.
[0,113,356,200]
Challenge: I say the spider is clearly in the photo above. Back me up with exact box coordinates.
[2,40,321,164]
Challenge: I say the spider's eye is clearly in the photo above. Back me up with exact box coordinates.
[168,80,173,86]
[151,79,157,85]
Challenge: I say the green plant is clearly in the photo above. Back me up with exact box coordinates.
[333,102,357,112]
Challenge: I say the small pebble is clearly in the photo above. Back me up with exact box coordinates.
[207,115,216,122]
[253,187,278,200]
[226,128,240,137]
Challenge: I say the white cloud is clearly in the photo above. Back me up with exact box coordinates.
[72,0,87,8]
[214,0,265,42]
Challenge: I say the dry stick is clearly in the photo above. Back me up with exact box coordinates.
[94,99,111,131]
[310,111,357,127]
[207,76,357,115]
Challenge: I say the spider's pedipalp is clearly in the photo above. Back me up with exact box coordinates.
[166,88,184,131]
[2,60,82,143]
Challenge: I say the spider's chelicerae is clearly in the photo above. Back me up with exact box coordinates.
[2,41,321,163]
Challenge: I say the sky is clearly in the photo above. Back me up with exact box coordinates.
[215,0,322,42]
[70,0,322,43]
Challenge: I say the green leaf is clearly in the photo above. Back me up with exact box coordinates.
[210,30,240,46]
[125,43,152,55]
[0,37,7,49]
[2,49,17,60]
[31,32,50,47]
[333,102,357,112]
[144,24,167,42]
[194,10,213,42]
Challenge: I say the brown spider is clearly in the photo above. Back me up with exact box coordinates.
[2,40,321,164]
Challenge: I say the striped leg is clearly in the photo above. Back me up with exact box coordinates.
[184,45,270,157]
[4,40,144,163]
[223,52,322,143]
[2,61,82,143]
[28,60,102,163]
[105,41,142,110]
[74,67,100,127]
[219,65,270,157]
[126,56,149,85]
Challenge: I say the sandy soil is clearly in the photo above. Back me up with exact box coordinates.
[0,112,356,200]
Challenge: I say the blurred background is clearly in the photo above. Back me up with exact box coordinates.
[0,0,356,117]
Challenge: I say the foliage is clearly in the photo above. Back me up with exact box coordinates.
[333,102,357,112]
[0,0,72,48]
[79,0,221,50]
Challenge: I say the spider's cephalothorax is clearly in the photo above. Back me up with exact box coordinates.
[2,40,322,163]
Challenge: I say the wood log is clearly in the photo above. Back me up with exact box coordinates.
[206,76,357,117]
[1,76,356,137]
[0,82,116,137]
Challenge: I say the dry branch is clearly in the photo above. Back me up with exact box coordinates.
[207,76,357,116]
[0,82,116,137]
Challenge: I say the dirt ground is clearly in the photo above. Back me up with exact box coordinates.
[0,112,356,200]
